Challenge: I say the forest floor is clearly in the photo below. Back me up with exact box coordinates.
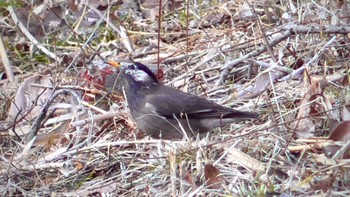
[0,0,349,196]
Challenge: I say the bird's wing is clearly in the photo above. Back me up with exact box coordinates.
[144,85,251,119]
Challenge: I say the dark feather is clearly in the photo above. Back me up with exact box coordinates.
[144,85,258,120]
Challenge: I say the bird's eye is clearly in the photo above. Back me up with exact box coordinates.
[129,65,136,70]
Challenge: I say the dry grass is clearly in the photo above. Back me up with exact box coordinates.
[0,0,350,196]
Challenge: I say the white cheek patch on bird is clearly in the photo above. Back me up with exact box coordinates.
[131,70,153,82]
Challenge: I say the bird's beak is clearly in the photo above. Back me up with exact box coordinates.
[105,61,121,68]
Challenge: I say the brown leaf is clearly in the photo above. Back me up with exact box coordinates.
[204,163,221,189]
[342,74,349,86]
[297,78,327,119]
[328,121,350,142]
[327,118,340,133]
[337,0,350,24]
[294,78,328,138]
[183,171,197,189]
[75,161,84,171]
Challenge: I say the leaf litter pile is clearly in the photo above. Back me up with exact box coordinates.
[0,0,350,196]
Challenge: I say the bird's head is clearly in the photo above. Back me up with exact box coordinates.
[106,61,158,86]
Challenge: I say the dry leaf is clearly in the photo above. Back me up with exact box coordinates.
[15,8,44,39]
[183,171,197,189]
[226,147,265,171]
[323,144,342,158]
[327,120,350,159]
[204,163,221,189]
[341,105,350,121]
[294,78,328,138]
[312,154,337,165]
[341,74,349,86]
[75,161,84,171]
[7,75,53,122]
[238,1,255,19]
[254,72,273,94]
[294,118,315,138]
[328,121,350,142]
[242,71,277,99]
[297,78,324,118]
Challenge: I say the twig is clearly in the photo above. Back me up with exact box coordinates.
[0,160,72,175]
[157,0,162,73]
[166,52,220,86]
[248,2,278,63]
[217,30,292,86]
[281,36,337,81]
[279,24,350,34]
[26,88,82,142]
[0,35,16,85]
[70,111,121,128]
[332,141,350,160]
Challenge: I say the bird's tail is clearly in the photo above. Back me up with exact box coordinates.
[224,111,259,120]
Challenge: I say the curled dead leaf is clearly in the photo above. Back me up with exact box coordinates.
[7,75,53,122]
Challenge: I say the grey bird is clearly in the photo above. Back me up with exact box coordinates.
[106,61,258,140]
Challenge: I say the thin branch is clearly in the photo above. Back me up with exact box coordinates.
[217,30,293,86]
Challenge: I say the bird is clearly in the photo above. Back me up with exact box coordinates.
[106,61,259,140]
